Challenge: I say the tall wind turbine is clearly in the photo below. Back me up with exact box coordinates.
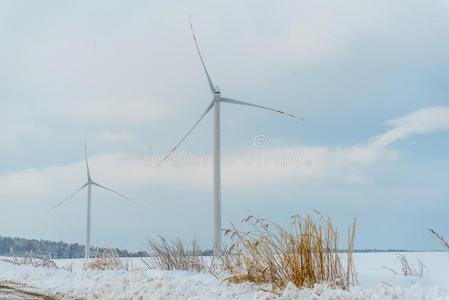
[157,18,304,255]
[51,138,130,259]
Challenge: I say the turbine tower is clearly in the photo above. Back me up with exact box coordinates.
[51,138,130,259]
[157,18,304,255]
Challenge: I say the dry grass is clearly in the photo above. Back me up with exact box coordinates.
[383,254,427,278]
[220,215,358,292]
[84,248,132,271]
[1,249,58,269]
[428,227,449,251]
[142,237,210,273]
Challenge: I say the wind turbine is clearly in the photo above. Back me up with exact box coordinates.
[51,138,130,259]
[157,18,304,255]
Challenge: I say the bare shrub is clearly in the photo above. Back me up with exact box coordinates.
[428,227,449,251]
[84,248,132,271]
[220,215,358,292]
[143,237,210,273]
[1,249,58,269]
[383,254,427,278]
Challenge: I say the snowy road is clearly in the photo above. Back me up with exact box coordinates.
[0,281,58,299]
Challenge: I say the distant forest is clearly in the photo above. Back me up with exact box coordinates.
[0,236,433,258]
[0,236,148,259]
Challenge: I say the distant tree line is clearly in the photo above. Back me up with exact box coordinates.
[0,236,148,258]
[1,236,433,258]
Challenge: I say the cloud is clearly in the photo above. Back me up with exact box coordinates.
[2,106,448,198]
[0,148,323,198]
[347,174,365,184]
[1,0,448,163]
[372,106,449,149]
[335,106,449,165]
[3,0,449,128]
[97,132,138,142]
[0,102,53,153]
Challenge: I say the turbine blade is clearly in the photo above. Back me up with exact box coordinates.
[85,135,91,181]
[156,101,214,167]
[189,15,215,93]
[50,182,88,211]
[220,97,305,122]
[91,182,131,202]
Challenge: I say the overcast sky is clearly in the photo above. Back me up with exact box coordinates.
[1,0,448,251]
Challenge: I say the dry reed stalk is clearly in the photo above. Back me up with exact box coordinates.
[383,254,426,278]
[1,249,58,269]
[84,248,131,271]
[221,215,357,292]
[347,218,358,287]
[142,237,210,273]
[427,227,449,251]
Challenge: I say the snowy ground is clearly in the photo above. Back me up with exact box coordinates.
[0,252,448,299]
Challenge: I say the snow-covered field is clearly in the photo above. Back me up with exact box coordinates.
[1,252,448,299]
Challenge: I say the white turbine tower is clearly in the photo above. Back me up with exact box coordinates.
[157,18,304,255]
[52,138,130,259]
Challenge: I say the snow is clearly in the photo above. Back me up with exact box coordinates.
[1,252,449,299]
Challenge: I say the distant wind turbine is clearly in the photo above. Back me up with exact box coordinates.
[51,138,130,259]
[157,17,304,255]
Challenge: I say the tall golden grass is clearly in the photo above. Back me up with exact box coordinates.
[143,237,209,273]
[84,248,132,271]
[221,215,358,291]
